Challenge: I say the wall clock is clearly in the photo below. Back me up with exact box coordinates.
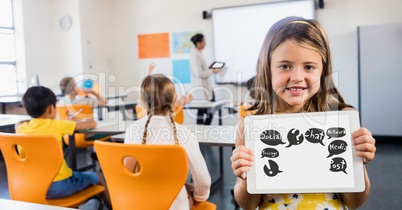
[59,15,72,31]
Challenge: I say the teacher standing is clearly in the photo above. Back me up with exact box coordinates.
[190,33,220,125]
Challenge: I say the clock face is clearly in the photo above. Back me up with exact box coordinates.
[59,15,72,31]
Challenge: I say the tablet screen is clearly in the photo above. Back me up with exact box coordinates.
[209,62,225,69]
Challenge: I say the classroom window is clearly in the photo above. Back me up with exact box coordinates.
[0,0,17,96]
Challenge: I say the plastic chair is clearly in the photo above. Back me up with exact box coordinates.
[192,201,217,210]
[56,104,110,171]
[238,104,254,118]
[0,132,105,207]
[135,105,185,124]
[94,141,188,209]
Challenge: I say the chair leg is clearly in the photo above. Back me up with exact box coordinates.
[91,152,99,172]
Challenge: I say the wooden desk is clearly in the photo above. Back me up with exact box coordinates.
[0,198,74,209]
[97,101,137,121]
[183,101,226,125]
[110,124,236,192]
[0,96,22,114]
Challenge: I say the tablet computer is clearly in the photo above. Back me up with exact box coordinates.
[209,61,225,69]
[244,110,365,194]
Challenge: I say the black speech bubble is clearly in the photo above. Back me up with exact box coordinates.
[261,148,279,158]
[260,130,286,146]
[330,157,347,174]
[305,128,325,146]
[327,127,346,139]
[263,160,282,177]
[286,128,304,148]
[327,140,348,158]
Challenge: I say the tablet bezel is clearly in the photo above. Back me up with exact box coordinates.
[244,110,365,194]
[209,61,225,69]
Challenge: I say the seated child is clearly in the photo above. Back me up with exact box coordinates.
[15,86,111,209]
[124,74,211,209]
[58,77,107,107]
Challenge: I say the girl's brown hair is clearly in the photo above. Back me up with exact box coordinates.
[250,16,352,114]
[140,74,178,144]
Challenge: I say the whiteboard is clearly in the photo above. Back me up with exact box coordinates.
[212,0,315,84]
[358,23,402,136]
[245,111,365,194]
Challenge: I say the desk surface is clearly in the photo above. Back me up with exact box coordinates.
[78,120,133,135]
[110,124,236,147]
[183,101,226,109]
[0,114,30,129]
[0,96,22,103]
[99,101,137,108]
[0,199,74,210]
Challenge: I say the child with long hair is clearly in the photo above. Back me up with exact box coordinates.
[124,74,211,209]
[230,16,376,209]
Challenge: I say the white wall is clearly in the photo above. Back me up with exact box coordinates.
[17,0,402,107]
[17,0,83,92]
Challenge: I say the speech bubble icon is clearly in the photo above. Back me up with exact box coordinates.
[286,128,304,148]
[330,157,347,174]
[305,128,325,146]
[260,130,286,146]
[327,140,348,158]
[327,127,346,139]
[263,160,283,177]
[261,148,279,158]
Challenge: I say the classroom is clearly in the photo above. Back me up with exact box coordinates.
[0,0,401,209]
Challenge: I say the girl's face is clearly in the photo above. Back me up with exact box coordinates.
[270,40,323,113]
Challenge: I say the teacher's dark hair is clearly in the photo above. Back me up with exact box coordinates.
[191,33,204,46]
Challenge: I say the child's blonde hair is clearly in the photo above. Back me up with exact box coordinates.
[140,74,178,144]
[251,16,352,114]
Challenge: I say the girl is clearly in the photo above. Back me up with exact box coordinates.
[124,74,211,209]
[230,16,376,209]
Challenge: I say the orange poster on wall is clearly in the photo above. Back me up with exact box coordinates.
[138,33,170,58]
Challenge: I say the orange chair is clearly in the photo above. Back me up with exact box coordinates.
[135,105,185,124]
[192,201,217,210]
[238,104,255,118]
[94,141,188,209]
[0,132,105,207]
[135,105,147,120]
[56,104,109,171]
[95,141,215,210]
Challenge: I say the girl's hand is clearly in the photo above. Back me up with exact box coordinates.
[352,127,376,164]
[147,63,156,75]
[231,145,254,180]
[183,94,194,104]
[82,88,95,94]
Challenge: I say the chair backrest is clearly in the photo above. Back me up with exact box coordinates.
[56,104,96,147]
[135,105,184,124]
[238,104,254,118]
[94,141,188,210]
[0,133,63,204]
[56,104,93,120]
[173,105,184,124]
[135,105,147,120]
